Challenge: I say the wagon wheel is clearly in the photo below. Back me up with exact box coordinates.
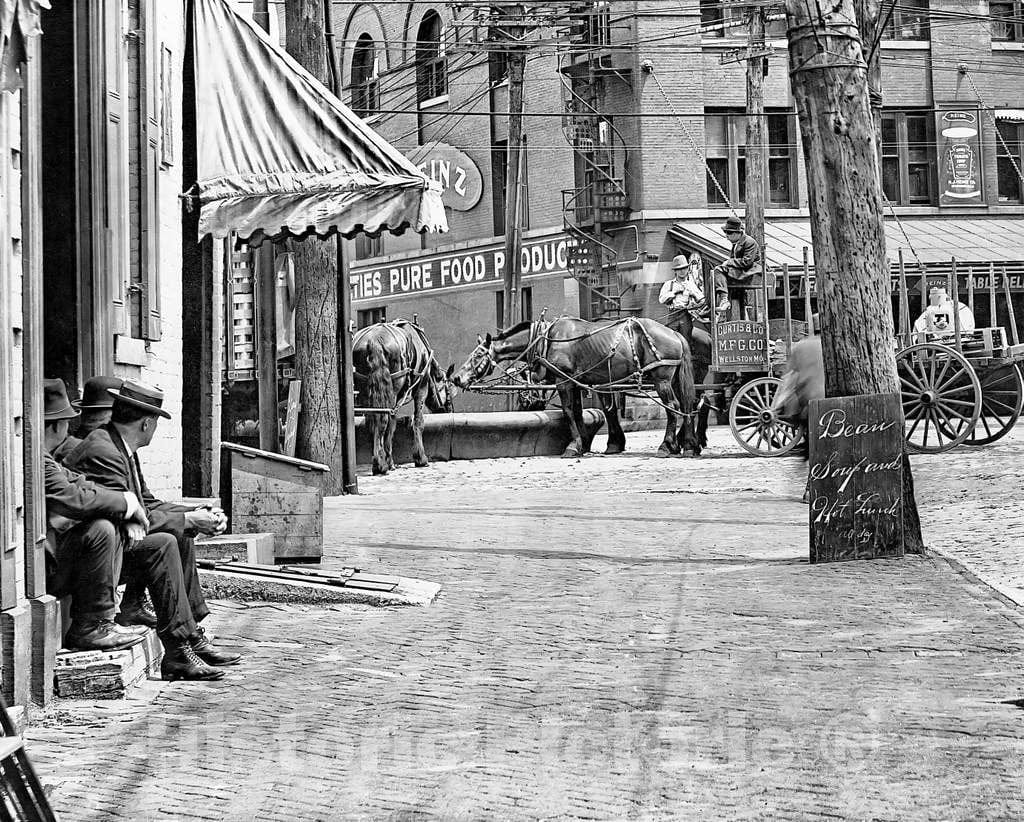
[728,377,803,457]
[961,363,1024,445]
[897,343,981,454]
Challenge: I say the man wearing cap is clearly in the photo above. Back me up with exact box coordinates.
[50,376,124,465]
[711,215,763,321]
[42,378,149,652]
[659,253,709,331]
[66,380,241,678]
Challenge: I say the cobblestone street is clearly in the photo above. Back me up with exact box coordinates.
[27,425,1024,821]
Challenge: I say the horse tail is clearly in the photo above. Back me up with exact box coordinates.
[674,335,696,410]
[366,334,396,414]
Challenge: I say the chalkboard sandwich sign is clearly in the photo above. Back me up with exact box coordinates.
[808,393,905,563]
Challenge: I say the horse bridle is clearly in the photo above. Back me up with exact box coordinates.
[466,340,499,381]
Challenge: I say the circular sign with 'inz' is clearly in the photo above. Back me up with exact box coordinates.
[409,141,484,212]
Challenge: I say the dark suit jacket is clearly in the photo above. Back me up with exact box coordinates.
[65,424,192,537]
[51,435,82,465]
[724,234,763,281]
[44,451,126,522]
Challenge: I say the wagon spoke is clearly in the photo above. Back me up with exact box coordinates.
[934,397,975,409]
[933,400,974,426]
[980,414,994,439]
[936,369,973,393]
[983,397,1016,415]
[899,375,924,394]
[905,408,925,440]
[932,356,953,393]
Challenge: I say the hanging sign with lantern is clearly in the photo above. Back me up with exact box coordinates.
[407,141,484,212]
[935,107,984,206]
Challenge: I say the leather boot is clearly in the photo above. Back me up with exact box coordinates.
[66,619,146,652]
[160,640,226,682]
[116,596,158,629]
[189,627,242,666]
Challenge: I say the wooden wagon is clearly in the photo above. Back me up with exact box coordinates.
[723,248,1024,456]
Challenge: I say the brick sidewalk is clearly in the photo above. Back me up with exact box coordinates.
[26,427,1024,821]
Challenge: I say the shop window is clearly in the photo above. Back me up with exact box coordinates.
[992,0,1024,42]
[705,110,796,207]
[997,121,1024,203]
[882,0,929,40]
[354,232,383,260]
[357,307,386,328]
[881,111,936,205]
[700,0,783,38]
[350,34,380,117]
[416,12,446,103]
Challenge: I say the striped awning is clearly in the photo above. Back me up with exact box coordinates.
[189,0,447,245]
[1,0,49,92]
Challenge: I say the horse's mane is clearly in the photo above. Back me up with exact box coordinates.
[493,320,534,341]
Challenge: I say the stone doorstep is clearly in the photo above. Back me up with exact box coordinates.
[54,631,163,700]
[194,533,276,565]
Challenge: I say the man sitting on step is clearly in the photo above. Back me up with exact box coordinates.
[65,380,242,678]
[43,378,149,652]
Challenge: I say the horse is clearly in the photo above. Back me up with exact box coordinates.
[352,319,454,475]
[452,316,700,458]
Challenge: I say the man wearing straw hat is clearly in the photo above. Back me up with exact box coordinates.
[66,380,242,679]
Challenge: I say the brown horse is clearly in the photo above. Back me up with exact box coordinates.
[452,317,700,457]
[353,320,454,475]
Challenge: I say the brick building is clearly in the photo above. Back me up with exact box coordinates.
[330,0,1024,409]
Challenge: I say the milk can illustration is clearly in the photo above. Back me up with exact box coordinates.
[940,110,981,201]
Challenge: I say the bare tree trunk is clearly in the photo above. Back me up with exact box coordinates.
[285,0,345,494]
[786,0,923,552]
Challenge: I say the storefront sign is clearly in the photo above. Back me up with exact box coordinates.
[350,234,569,302]
[936,108,983,206]
[894,270,1024,294]
[715,320,766,367]
[808,393,905,563]
[409,142,483,212]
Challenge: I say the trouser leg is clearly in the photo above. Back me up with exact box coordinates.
[54,519,122,623]
[177,535,210,623]
[123,533,197,641]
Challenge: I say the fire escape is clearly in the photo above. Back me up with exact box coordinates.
[559,1,633,319]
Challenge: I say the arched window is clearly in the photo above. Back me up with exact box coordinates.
[350,34,379,116]
[416,11,446,103]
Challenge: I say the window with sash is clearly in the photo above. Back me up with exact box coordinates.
[357,307,386,329]
[700,1,786,39]
[992,0,1024,41]
[416,12,446,103]
[350,34,379,117]
[881,0,929,40]
[705,110,796,207]
[996,121,1024,203]
[881,111,937,205]
[354,232,383,260]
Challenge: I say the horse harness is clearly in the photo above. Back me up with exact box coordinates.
[353,319,437,412]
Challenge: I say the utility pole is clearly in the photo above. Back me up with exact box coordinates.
[284,0,346,494]
[499,5,527,330]
[745,4,767,321]
[785,0,923,551]
[253,0,279,453]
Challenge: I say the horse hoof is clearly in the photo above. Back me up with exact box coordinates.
[562,447,582,459]
[655,449,671,458]
[372,464,388,476]
[605,444,624,455]
[414,458,429,468]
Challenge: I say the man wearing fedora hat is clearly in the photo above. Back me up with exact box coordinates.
[711,215,763,321]
[42,378,151,652]
[66,380,241,679]
[50,375,124,465]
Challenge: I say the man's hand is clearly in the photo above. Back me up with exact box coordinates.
[122,492,150,532]
[186,506,228,536]
[125,521,146,548]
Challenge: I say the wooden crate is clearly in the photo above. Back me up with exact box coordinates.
[220,443,330,563]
